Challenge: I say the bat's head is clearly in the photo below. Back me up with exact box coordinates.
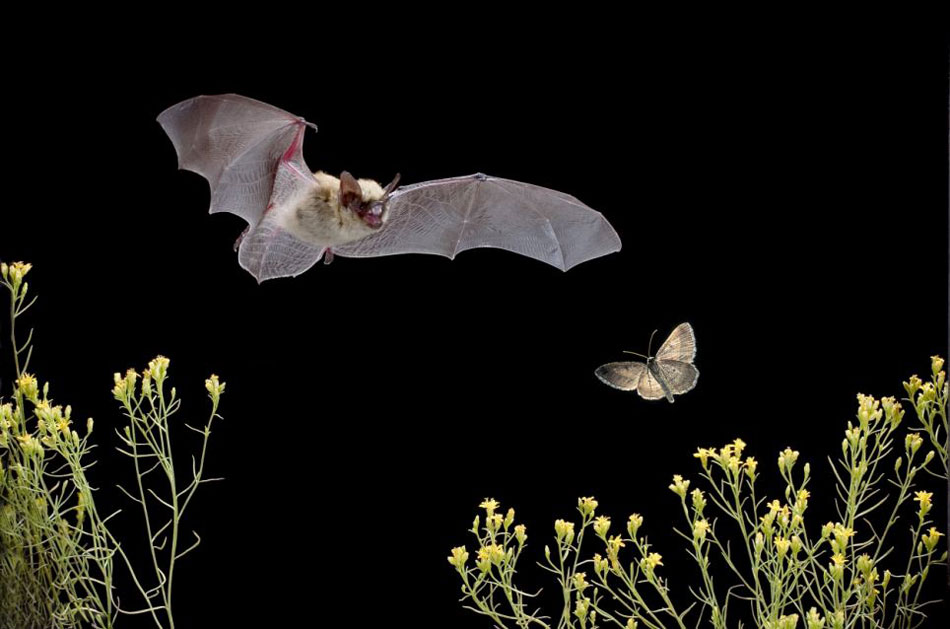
[339,172,401,229]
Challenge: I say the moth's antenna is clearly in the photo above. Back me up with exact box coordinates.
[622,350,650,360]
[646,329,659,358]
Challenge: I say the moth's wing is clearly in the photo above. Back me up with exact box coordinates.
[334,174,622,270]
[654,322,697,363]
[654,360,700,396]
[595,362,646,391]
[636,367,668,400]
[158,93,324,281]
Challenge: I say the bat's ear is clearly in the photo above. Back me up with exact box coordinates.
[340,171,363,209]
[382,173,401,198]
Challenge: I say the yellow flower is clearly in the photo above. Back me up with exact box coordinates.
[487,513,503,533]
[447,546,469,568]
[793,489,810,517]
[555,519,576,544]
[606,535,625,560]
[777,447,799,473]
[149,356,170,383]
[668,474,690,498]
[573,597,590,621]
[931,355,945,376]
[856,393,882,427]
[744,457,758,478]
[691,488,706,514]
[477,542,506,566]
[732,438,747,457]
[693,447,715,468]
[16,373,39,402]
[514,524,527,545]
[578,496,598,516]
[592,553,609,577]
[829,523,855,554]
[141,369,153,396]
[479,498,500,515]
[922,527,944,553]
[693,519,710,541]
[776,614,800,629]
[504,507,515,530]
[572,571,589,593]
[627,513,643,538]
[774,536,791,559]
[829,553,846,581]
[913,491,933,518]
[718,444,734,466]
[593,515,611,539]
[881,396,904,427]
[905,433,923,456]
[626,619,638,629]
[790,535,802,556]
[4,261,32,289]
[806,607,825,629]
[903,374,923,397]
[640,552,663,573]
[205,374,226,401]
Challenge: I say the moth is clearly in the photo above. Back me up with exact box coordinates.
[595,322,699,402]
[157,94,622,282]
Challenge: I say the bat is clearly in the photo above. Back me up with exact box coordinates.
[157,94,622,282]
[595,323,699,403]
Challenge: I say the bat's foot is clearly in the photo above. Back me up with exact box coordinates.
[234,226,250,252]
[323,248,335,265]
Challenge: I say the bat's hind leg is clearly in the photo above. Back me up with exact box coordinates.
[233,226,250,252]
[323,248,334,265]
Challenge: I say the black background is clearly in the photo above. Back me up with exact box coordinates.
[1,9,948,628]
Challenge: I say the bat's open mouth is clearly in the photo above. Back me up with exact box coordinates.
[359,201,386,228]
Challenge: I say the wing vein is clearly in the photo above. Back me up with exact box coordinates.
[452,180,478,258]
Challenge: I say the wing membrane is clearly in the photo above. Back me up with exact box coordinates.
[654,360,699,395]
[637,367,668,400]
[335,174,621,270]
[595,362,646,391]
[655,323,696,363]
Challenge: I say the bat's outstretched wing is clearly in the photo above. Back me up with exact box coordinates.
[158,94,325,281]
[334,174,621,270]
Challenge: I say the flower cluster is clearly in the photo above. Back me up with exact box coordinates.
[449,358,947,629]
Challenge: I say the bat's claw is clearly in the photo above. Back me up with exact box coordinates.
[323,248,335,265]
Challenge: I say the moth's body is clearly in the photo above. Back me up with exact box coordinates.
[278,171,388,249]
[645,358,675,403]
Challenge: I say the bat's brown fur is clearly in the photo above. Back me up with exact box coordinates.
[282,171,387,248]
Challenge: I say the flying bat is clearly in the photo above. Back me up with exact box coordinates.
[595,323,699,403]
[157,94,622,281]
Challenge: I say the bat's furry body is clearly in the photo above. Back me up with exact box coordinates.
[282,172,387,248]
[158,94,622,281]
